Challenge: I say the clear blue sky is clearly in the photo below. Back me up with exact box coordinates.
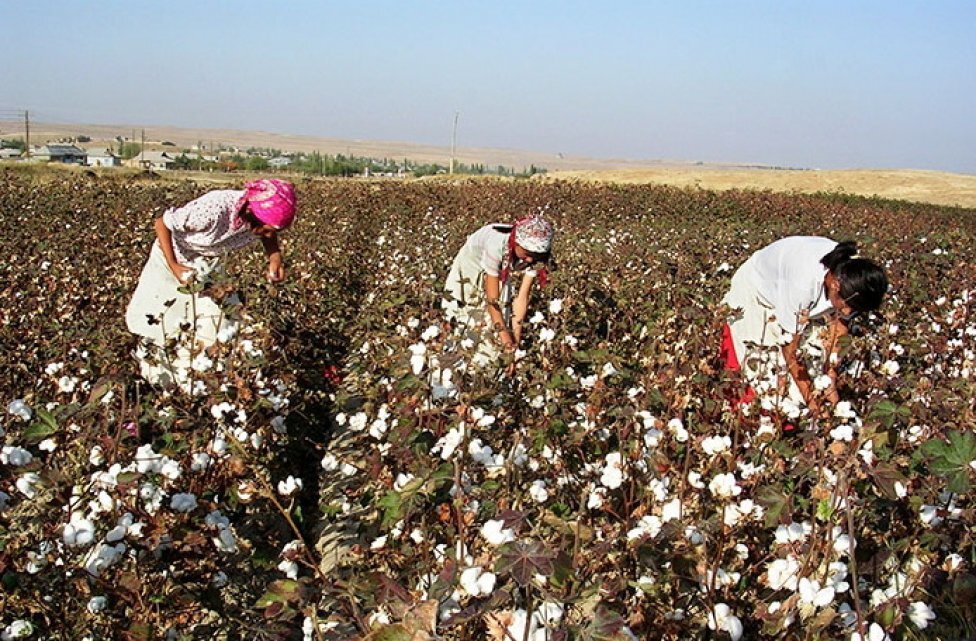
[2,1,974,173]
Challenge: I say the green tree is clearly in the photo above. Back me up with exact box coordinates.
[245,156,269,171]
[119,142,142,160]
[1,138,26,151]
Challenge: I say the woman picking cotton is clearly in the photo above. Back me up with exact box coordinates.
[720,237,887,418]
[442,215,555,367]
[125,179,296,385]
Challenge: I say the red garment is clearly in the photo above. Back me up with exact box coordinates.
[721,323,755,405]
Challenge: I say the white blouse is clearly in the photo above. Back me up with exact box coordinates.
[749,236,838,334]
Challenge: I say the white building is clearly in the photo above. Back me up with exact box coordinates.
[85,148,121,167]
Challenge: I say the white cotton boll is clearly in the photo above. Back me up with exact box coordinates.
[45,361,65,376]
[813,374,833,391]
[430,425,464,461]
[833,533,855,555]
[58,375,79,394]
[667,418,689,442]
[587,487,606,510]
[277,559,299,579]
[858,441,875,465]
[600,452,625,489]
[834,401,857,419]
[16,472,41,499]
[340,463,358,477]
[919,505,942,526]
[943,554,963,572]
[1,446,33,467]
[394,473,415,492]
[277,476,303,497]
[86,445,106,467]
[481,519,515,545]
[87,596,107,613]
[191,352,214,372]
[661,498,682,523]
[3,620,34,639]
[369,417,389,440]
[880,360,900,376]
[348,412,368,431]
[528,480,549,503]
[529,311,545,324]
[548,299,563,314]
[539,327,556,343]
[191,452,212,471]
[64,513,97,548]
[6,399,33,421]
[798,577,835,608]
[601,362,618,378]
[421,325,440,342]
[321,453,339,472]
[850,622,891,641]
[460,566,494,597]
[105,525,127,543]
[580,374,598,389]
[135,444,162,474]
[701,435,732,456]
[708,603,743,641]
[775,522,812,544]
[830,424,855,442]
[408,342,427,375]
[687,471,705,489]
[708,472,741,498]
[213,526,238,554]
[159,458,182,480]
[370,535,387,551]
[626,515,662,541]
[271,416,287,433]
[170,492,198,513]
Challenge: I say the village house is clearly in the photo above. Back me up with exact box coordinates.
[85,147,121,168]
[31,144,87,164]
[124,150,178,171]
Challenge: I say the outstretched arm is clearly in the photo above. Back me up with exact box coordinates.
[510,273,536,345]
[261,233,285,282]
[782,333,819,413]
[484,275,515,350]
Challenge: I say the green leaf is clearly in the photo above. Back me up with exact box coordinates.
[255,579,299,607]
[377,490,405,529]
[815,499,834,522]
[922,430,975,494]
[23,409,59,443]
[756,485,791,528]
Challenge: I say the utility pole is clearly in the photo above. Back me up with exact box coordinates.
[450,111,459,174]
[141,129,145,166]
[24,110,30,161]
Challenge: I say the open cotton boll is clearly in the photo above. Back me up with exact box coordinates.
[480,519,515,545]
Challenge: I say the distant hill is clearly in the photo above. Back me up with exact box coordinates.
[3,120,974,207]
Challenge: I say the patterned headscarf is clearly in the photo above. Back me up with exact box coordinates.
[514,215,554,253]
[234,179,297,230]
[501,214,555,287]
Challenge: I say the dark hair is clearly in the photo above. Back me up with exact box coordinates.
[820,241,888,312]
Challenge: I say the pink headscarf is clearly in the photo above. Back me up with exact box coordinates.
[235,179,297,229]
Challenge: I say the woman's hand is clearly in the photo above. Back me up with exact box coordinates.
[499,328,516,351]
[267,254,285,282]
[170,262,194,284]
